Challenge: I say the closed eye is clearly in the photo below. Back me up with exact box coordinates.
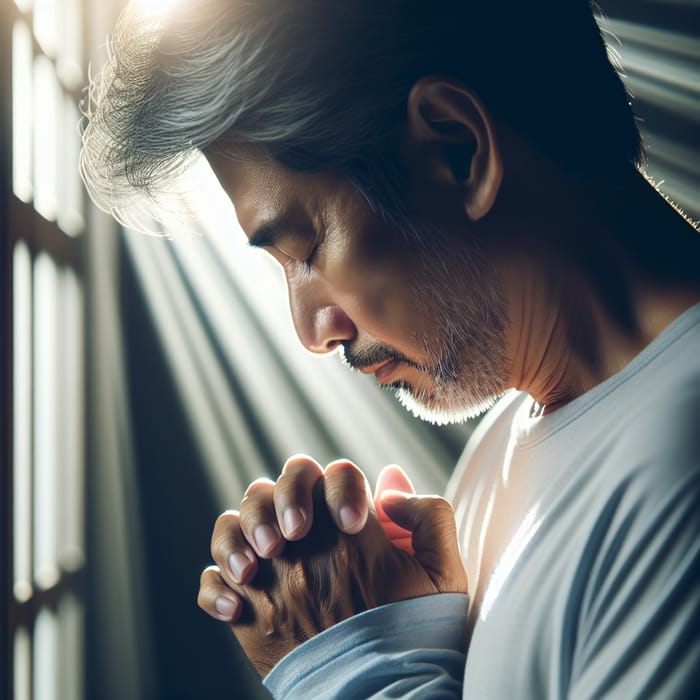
[248,217,320,273]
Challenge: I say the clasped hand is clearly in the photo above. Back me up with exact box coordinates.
[197,456,468,676]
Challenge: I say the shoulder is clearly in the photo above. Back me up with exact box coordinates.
[580,363,700,594]
[611,360,700,486]
[591,307,700,493]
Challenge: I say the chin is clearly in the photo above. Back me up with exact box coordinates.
[393,383,500,426]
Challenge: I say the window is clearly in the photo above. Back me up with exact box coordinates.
[2,1,86,698]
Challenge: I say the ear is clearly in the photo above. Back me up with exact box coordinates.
[406,76,503,221]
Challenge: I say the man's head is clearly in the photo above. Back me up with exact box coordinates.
[82,0,642,227]
[208,147,509,424]
[81,0,644,422]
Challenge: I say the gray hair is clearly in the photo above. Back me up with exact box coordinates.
[80,0,643,234]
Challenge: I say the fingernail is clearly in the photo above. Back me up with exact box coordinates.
[282,507,305,537]
[229,551,253,583]
[339,505,362,532]
[215,596,237,619]
[253,524,279,555]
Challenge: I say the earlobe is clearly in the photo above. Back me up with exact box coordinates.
[406,76,503,221]
[465,129,503,221]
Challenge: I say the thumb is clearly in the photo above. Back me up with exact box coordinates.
[374,464,416,498]
[380,491,468,594]
[374,465,415,553]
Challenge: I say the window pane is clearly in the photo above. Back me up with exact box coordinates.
[56,0,83,90]
[12,20,33,203]
[33,252,59,590]
[33,0,58,57]
[33,608,58,700]
[58,595,84,700]
[14,626,32,700]
[59,266,85,568]
[58,96,84,237]
[13,240,33,602]
[33,55,59,222]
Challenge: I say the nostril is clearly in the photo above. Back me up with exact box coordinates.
[300,305,357,354]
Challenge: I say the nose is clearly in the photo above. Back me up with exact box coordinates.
[289,285,357,354]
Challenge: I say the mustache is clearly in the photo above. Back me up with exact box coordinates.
[339,342,409,371]
[341,340,461,385]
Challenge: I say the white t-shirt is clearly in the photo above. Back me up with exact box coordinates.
[448,300,700,697]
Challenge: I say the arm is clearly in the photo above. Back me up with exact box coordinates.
[263,593,468,700]
[570,468,700,699]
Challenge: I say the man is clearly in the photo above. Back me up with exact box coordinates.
[81,0,700,697]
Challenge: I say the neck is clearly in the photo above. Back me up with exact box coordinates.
[497,165,700,412]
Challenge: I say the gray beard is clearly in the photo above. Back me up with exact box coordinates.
[342,231,510,425]
[395,234,510,424]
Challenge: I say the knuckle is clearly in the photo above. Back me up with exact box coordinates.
[240,479,275,515]
[275,466,322,506]
[243,477,275,496]
[420,496,457,537]
[198,578,223,611]
[210,535,232,564]
[210,513,241,560]
[197,584,216,611]
[199,565,221,588]
[432,496,455,516]
[281,454,323,478]
[324,458,361,478]
[238,504,267,535]
[213,509,239,534]
[323,460,368,503]
[274,473,300,502]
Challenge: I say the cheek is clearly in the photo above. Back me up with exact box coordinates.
[323,208,430,339]
[338,263,428,343]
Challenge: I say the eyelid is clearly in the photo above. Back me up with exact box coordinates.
[247,227,275,250]
[248,216,323,273]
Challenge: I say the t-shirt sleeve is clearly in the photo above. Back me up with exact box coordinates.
[262,593,469,700]
[570,464,700,699]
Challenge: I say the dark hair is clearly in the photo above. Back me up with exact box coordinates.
[81,0,643,230]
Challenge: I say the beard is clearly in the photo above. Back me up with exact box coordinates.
[340,230,510,425]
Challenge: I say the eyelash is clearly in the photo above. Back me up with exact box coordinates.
[300,242,319,274]
[252,230,320,275]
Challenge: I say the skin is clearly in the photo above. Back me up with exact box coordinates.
[207,139,509,425]
[201,461,468,676]
[197,76,700,674]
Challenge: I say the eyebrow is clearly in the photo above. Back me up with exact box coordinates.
[248,217,293,249]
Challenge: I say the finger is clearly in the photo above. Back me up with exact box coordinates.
[380,492,468,593]
[323,460,372,534]
[374,464,416,499]
[239,479,285,558]
[210,510,258,584]
[273,455,324,540]
[373,465,415,552]
[198,565,244,623]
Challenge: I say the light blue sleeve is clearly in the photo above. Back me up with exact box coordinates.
[263,593,469,700]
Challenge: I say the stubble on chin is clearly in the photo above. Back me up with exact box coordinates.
[398,233,510,425]
[337,225,510,425]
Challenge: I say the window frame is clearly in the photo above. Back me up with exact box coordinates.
[1,1,87,698]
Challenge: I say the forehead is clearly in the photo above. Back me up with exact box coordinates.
[205,148,338,235]
[205,149,286,230]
